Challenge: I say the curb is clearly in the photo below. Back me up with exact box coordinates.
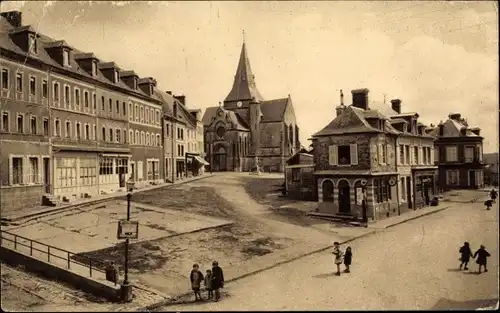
[136,229,378,312]
[1,174,213,224]
[384,205,452,229]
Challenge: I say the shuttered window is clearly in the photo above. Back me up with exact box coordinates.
[350,144,358,165]
[329,144,357,166]
[328,145,338,165]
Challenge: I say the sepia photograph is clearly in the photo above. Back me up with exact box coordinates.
[0,0,498,311]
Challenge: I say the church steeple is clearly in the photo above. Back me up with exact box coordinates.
[224,38,264,103]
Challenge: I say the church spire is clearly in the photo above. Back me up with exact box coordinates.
[224,39,264,103]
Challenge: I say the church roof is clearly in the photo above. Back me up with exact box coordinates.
[260,97,290,122]
[224,42,264,102]
[202,107,250,130]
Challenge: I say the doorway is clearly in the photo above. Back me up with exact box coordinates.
[406,178,412,209]
[130,163,135,181]
[43,158,50,193]
[338,180,351,214]
[214,145,227,171]
[468,170,476,188]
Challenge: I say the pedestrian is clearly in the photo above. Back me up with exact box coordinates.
[211,261,224,302]
[490,189,497,203]
[473,245,491,274]
[343,246,353,273]
[204,269,213,300]
[332,241,344,276]
[458,242,473,270]
[484,199,493,210]
[190,263,204,301]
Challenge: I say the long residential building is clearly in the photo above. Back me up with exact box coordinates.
[0,11,205,214]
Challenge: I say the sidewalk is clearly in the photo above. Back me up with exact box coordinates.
[1,174,214,224]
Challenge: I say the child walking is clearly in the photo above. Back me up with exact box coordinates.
[332,241,344,276]
[190,264,204,301]
[204,269,213,300]
[459,242,473,270]
[344,246,353,273]
[474,245,491,274]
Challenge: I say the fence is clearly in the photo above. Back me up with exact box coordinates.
[0,230,106,279]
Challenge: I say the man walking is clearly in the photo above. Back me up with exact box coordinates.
[211,261,224,302]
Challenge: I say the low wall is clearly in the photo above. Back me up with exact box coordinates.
[0,246,120,302]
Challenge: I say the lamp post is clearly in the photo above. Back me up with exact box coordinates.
[121,179,135,302]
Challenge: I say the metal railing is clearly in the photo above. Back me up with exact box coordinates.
[0,230,106,278]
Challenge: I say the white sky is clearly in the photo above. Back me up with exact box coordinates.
[2,1,498,152]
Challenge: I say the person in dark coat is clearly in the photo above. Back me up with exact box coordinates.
[490,189,497,203]
[459,242,473,270]
[343,246,353,273]
[473,245,491,274]
[190,264,204,301]
[211,261,224,302]
[484,199,493,210]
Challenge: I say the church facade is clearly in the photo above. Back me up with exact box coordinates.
[202,42,301,172]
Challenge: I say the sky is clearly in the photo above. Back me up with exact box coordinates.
[1,1,498,152]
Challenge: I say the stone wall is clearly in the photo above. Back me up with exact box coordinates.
[313,134,372,171]
[0,185,44,215]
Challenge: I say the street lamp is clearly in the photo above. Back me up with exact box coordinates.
[121,178,135,302]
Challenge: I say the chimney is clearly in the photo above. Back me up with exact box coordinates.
[166,91,172,95]
[1,11,22,28]
[448,113,461,121]
[391,99,402,114]
[351,88,369,110]
[335,105,346,117]
[174,95,186,106]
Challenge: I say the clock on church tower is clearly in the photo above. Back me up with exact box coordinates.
[237,101,243,107]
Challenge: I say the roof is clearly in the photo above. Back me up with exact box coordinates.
[202,106,250,130]
[0,16,161,103]
[312,105,400,137]
[260,97,289,122]
[427,118,480,138]
[154,89,197,126]
[224,42,264,102]
[483,153,499,165]
[390,118,408,124]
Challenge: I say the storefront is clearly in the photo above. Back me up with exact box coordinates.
[412,168,438,209]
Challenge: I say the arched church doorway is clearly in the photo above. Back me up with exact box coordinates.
[214,145,227,171]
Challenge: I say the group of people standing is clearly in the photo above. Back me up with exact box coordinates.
[458,242,491,274]
[332,242,353,276]
[190,261,224,302]
[484,188,497,210]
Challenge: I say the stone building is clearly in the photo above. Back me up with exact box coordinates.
[284,148,316,201]
[426,113,485,190]
[202,41,300,172]
[312,88,437,221]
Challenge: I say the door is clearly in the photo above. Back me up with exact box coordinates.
[423,180,430,205]
[214,146,227,171]
[130,163,135,181]
[118,167,126,187]
[469,170,476,188]
[406,178,412,209]
[338,180,351,214]
[43,158,50,193]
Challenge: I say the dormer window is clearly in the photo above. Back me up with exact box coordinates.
[150,85,153,95]
[91,61,97,77]
[63,50,70,67]
[29,34,37,54]
[133,78,138,90]
[114,70,119,83]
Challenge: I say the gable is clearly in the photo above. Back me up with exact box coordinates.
[313,106,377,137]
[203,106,249,131]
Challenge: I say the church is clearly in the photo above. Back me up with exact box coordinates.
[202,41,301,172]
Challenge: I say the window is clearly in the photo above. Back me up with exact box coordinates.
[423,147,427,164]
[109,128,113,142]
[116,128,121,143]
[129,103,133,120]
[135,104,139,121]
[156,134,161,146]
[445,146,458,162]
[338,145,352,165]
[93,124,96,140]
[465,146,474,163]
[135,130,139,144]
[102,127,106,141]
[291,168,300,182]
[42,80,48,98]
[123,129,127,143]
[414,146,419,165]
[29,34,37,53]
[80,157,96,186]
[43,118,49,136]
[101,96,105,111]
[405,145,410,164]
[122,102,126,116]
[85,124,90,140]
[75,88,80,107]
[374,178,390,203]
[116,100,120,114]
[29,76,36,95]
[165,123,170,137]
[16,73,23,92]
[108,98,112,112]
[147,161,153,180]
[140,106,144,122]
[17,114,23,133]
[146,133,150,146]
[141,132,145,145]
[400,177,406,201]
[65,121,71,138]
[12,157,23,184]
[84,91,89,108]
[92,93,96,110]
[2,112,9,132]
[114,70,119,83]
[399,144,404,164]
[56,157,77,188]
[446,170,459,185]
[54,119,61,137]
[181,145,184,156]
[53,82,59,101]
[30,116,36,134]
[91,61,97,76]
[156,110,160,124]
[145,108,149,123]
[378,144,387,164]
[1,69,8,89]
[29,157,39,184]
[63,50,70,67]
[76,123,81,139]
[129,130,134,144]
[99,157,114,175]
[150,110,154,124]
[64,85,70,107]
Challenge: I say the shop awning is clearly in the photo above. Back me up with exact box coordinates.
[194,155,209,165]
